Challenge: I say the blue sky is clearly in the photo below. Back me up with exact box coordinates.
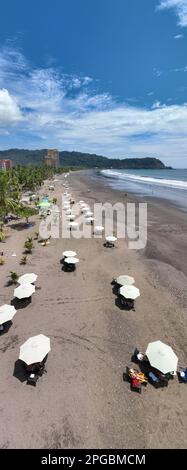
[0,0,187,167]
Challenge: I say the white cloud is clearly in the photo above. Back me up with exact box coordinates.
[0,46,187,167]
[172,65,187,71]
[158,1,187,27]
[0,88,22,125]
[174,33,183,38]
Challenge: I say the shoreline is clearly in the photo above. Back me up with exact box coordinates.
[0,170,186,449]
[96,168,187,213]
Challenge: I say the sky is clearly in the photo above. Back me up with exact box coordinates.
[0,1,187,167]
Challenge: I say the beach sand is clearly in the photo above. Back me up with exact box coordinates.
[0,170,186,449]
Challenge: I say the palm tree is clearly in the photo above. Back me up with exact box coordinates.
[0,172,20,219]
[16,206,37,224]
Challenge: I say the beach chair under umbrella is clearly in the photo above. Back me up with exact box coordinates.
[19,334,51,365]
[66,214,75,221]
[69,222,79,230]
[94,226,104,235]
[105,235,117,247]
[81,207,89,213]
[85,217,94,225]
[18,273,37,285]
[0,304,17,325]
[85,211,93,218]
[14,283,35,299]
[120,285,140,300]
[64,256,79,271]
[64,257,79,264]
[146,340,178,375]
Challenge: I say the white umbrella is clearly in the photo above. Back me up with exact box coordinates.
[81,207,89,213]
[120,285,140,300]
[64,257,79,264]
[79,200,84,204]
[19,334,51,365]
[146,340,178,374]
[18,273,37,285]
[116,275,135,286]
[65,209,72,215]
[106,236,117,243]
[85,217,94,224]
[14,283,35,299]
[69,222,79,230]
[0,304,17,324]
[66,214,75,221]
[85,211,93,217]
[94,226,104,234]
[51,205,60,213]
[63,250,77,258]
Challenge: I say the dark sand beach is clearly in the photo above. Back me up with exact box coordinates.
[0,169,186,449]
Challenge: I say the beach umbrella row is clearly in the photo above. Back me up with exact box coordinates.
[0,273,38,328]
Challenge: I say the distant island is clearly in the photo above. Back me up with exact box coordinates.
[0,149,172,169]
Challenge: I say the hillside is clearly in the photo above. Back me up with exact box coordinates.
[0,149,170,169]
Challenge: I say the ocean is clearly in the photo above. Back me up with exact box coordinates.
[99,168,187,211]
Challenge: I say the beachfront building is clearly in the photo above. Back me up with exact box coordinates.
[44,149,60,168]
[0,159,13,170]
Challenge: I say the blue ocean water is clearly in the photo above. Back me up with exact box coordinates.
[100,169,187,210]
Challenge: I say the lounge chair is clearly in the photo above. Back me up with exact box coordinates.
[131,377,141,393]
[105,240,114,248]
[64,262,76,272]
[120,296,135,310]
[148,371,168,388]
[27,372,39,386]
[178,367,187,383]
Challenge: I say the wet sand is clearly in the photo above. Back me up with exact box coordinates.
[0,170,186,449]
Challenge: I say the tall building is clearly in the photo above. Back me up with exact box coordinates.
[0,159,13,170]
[44,149,59,168]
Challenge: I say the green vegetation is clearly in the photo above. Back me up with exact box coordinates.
[24,239,34,253]
[10,271,19,284]
[16,205,37,223]
[0,227,5,242]
[0,164,64,225]
[20,255,27,265]
[0,149,171,169]
[34,231,39,240]
[0,171,21,219]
